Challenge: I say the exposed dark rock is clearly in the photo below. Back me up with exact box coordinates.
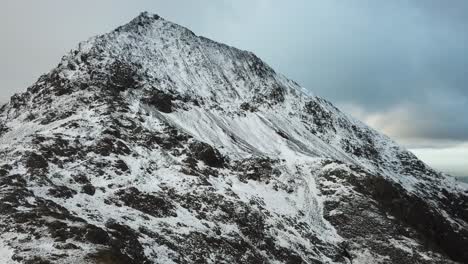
[340,125,381,161]
[25,113,36,121]
[39,111,74,125]
[341,138,379,160]
[55,86,73,96]
[107,60,139,93]
[9,93,28,110]
[25,152,49,173]
[81,184,96,195]
[83,224,110,244]
[248,53,273,78]
[276,130,289,139]
[0,121,8,136]
[304,99,336,134]
[172,231,266,263]
[88,248,136,264]
[240,102,258,112]
[114,160,129,172]
[48,220,78,242]
[143,89,175,113]
[37,136,83,165]
[360,176,468,263]
[54,243,80,250]
[396,151,440,178]
[189,141,225,168]
[93,137,131,156]
[23,257,53,264]
[104,221,151,264]
[165,188,333,263]
[146,126,190,151]
[72,174,90,185]
[235,207,266,243]
[115,187,177,218]
[319,164,468,263]
[103,128,122,138]
[48,185,77,199]
[236,157,280,182]
[182,156,198,170]
[0,164,12,177]
[268,84,286,103]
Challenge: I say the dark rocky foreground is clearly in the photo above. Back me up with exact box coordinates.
[0,12,466,264]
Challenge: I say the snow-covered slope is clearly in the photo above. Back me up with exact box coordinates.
[0,12,467,264]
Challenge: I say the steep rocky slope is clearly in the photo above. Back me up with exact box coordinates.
[0,12,467,264]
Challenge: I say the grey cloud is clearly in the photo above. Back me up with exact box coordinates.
[346,101,468,145]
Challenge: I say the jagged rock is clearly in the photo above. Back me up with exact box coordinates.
[48,185,77,199]
[81,184,96,196]
[240,102,257,112]
[107,60,139,93]
[189,142,225,168]
[143,89,175,113]
[0,121,8,136]
[25,152,49,173]
[236,157,280,182]
[102,221,151,264]
[93,137,131,156]
[114,187,177,218]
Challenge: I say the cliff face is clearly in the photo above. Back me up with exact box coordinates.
[0,12,467,264]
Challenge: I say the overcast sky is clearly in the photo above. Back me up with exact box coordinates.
[1,1,467,176]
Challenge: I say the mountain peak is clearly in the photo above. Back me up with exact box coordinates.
[47,12,291,108]
[112,11,164,34]
[127,11,162,26]
[137,11,161,20]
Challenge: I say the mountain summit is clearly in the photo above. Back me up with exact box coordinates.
[0,13,467,264]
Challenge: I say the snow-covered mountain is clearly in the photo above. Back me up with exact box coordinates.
[0,12,467,264]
